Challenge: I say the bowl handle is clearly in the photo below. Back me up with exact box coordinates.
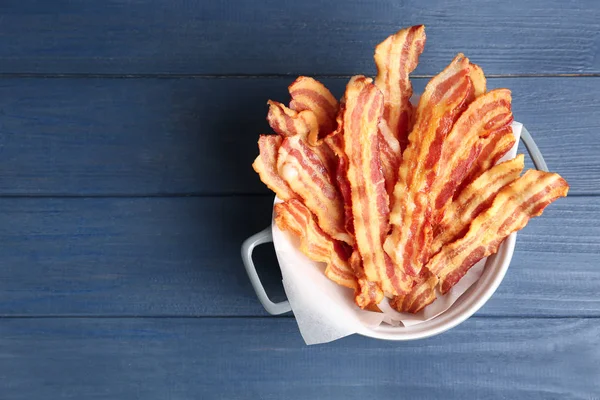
[241,227,292,315]
[520,127,548,172]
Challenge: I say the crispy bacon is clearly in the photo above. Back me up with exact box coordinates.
[324,107,354,235]
[385,54,474,277]
[431,89,513,222]
[275,199,357,290]
[390,267,438,314]
[427,169,569,294]
[288,77,339,146]
[432,154,525,255]
[252,135,297,201]
[277,134,352,244]
[267,96,339,176]
[343,76,412,295]
[267,91,346,242]
[469,62,487,97]
[378,121,402,200]
[374,25,426,198]
[250,28,571,315]
[374,25,426,151]
[350,250,384,311]
[455,125,516,198]
[267,100,318,138]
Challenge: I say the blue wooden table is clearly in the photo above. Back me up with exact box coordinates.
[0,1,598,398]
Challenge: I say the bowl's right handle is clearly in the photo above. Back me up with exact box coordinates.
[241,227,292,315]
[520,127,549,172]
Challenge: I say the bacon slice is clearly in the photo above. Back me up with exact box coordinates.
[324,107,354,236]
[288,77,339,145]
[374,25,426,151]
[431,89,513,222]
[274,199,357,290]
[385,54,474,277]
[378,121,402,199]
[267,76,338,145]
[350,250,384,311]
[469,62,487,97]
[390,268,438,314]
[427,169,569,294]
[455,125,516,198]
[277,134,351,244]
[252,135,296,201]
[267,92,346,243]
[267,100,318,138]
[374,25,426,198]
[432,154,525,256]
[343,75,412,295]
[267,97,338,177]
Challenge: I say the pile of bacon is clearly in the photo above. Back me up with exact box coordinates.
[253,25,569,314]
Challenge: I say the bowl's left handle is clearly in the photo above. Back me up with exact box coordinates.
[241,227,292,315]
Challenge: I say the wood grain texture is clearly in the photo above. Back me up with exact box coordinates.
[0,76,597,196]
[0,196,278,317]
[0,196,596,317]
[0,317,599,400]
[0,1,596,397]
[0,0,598,76]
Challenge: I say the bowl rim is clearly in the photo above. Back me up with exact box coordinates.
[271,199,517,341]
[357,233,516,340]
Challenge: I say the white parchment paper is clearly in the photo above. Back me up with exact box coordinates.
[273,122,522,344]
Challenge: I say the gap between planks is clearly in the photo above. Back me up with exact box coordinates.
[0,315,599,319]
[0,73,597,80]
[0,193,595,199]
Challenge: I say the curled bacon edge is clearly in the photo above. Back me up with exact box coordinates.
[274,199,358,290]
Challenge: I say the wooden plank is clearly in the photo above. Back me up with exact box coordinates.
[0,196,597,317]
[0,0,598,75]
[0,317,598,399]
[0,76,597,196]
[0,196,278,317]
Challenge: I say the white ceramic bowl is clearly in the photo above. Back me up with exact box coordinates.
[242,124,546,340]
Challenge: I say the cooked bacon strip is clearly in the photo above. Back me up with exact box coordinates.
[343,75,412,295]
[268,95,344,237]
[431,89,513,222]
[277,134,351,244]
[374,25,426,197]
[427,169,569,294]
[455,125,516,198]
[469,62,487,97]
[385,54,474,277]
[333,154,354,236]
[432,154,525,255]
[390,267,438,314]
[288,77,339,145]
[267,96,339,176]
[349,251,383,311]
[374,25,426,151]
[274,199,357,290]
[378,121,402,199]
[396,54,474,192]
[267,100,318,138]
[252,135,296,201]
[324,108,354,235]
